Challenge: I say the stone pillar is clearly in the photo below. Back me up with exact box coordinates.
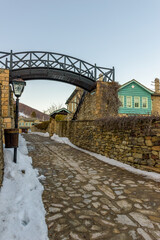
[95,81,109,118]
[0,83,4,186]
[155,78,160,93]
[0,69,13,129]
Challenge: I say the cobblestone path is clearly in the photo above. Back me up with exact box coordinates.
[24,134,160,240]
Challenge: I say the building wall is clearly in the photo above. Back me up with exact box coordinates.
[54,120,160,173]
[118,82,152,115]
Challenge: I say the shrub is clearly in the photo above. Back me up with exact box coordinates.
[55,114,66,121]
[95,115,160,133]
[35,121,50,130]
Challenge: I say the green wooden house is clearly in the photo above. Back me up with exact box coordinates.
[118,79,154,115]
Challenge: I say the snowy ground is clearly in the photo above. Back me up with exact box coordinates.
[0,135,48,240]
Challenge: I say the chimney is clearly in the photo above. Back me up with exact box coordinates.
[98,73,103,82]
[155,78,160,93]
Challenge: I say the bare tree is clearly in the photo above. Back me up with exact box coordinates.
[43,103,63,115]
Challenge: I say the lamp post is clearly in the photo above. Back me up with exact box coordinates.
[11,77,26,163]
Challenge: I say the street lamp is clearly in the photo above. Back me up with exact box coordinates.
[12,77,26,163]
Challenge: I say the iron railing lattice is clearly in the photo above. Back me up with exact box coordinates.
[0,51,115,83]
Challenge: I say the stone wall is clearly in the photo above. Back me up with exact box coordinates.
[54,120,160,173]
[0,69,15,187]
[0,83,4,186]
[0,69,14,129]
[77,81,116,120]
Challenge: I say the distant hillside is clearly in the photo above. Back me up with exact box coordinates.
[18,102,49,121]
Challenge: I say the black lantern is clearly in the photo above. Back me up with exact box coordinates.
[12,78,26,98]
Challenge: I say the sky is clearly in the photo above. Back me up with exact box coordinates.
[0,0,160,112]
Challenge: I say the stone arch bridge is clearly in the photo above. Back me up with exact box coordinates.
[0,51,115,91]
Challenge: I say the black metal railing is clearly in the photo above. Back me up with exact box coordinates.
[0,51,115,82]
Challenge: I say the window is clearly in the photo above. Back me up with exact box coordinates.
[26,123,28,126]
[142,97,148,108]
[19,123,21,126]
[134,97,140,108]
[126,96,132,108]
[118,95,124,107]
[72,103,74,112]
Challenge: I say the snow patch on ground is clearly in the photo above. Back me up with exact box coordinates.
[0,135,48,240]
[30,132,49,137]
[51,134,160,182]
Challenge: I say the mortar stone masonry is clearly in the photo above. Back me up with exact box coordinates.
[52,120,160,173]
[0,84,4,186]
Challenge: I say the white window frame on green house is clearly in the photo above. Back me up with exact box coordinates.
[134,96,140,108]
[142,97,148,108]
[126,96,132,108]
[118,95,124,107]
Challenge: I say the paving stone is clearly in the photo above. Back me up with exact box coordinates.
[48,213,63,221]
[123,180,135,184]
[149,229,160,239]
[90,231,109,239]
[69,220,81,226]
[98,185,115,199]
[116,200,132,211]
[92,191,103,196]
[54,224,68,232]
[137,228,152,240]
[115,214,137,226]
[134,203,142,209]
[92,202,101,208]
[70,232,83,240]
[76,225,87,232]
[63,208,73,213]
[91,225,101,231]
[137,209,158,216]
[130,212,154,228]
[48,207,60,213]
[84,184,96,191]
